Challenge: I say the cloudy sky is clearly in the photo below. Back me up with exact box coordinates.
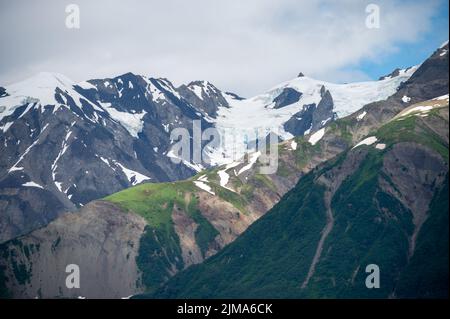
[0,0,448,96]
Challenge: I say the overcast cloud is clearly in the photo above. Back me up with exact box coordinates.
[0,0,445,96]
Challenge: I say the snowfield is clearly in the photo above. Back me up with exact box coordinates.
[212,67,417,165]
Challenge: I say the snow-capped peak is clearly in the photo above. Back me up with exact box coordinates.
[4,72,75,106]
[186,80,220,100]
[266,65,418,117]
[211,65,418,165]
[1,72,73,122]
[0,72,102,123]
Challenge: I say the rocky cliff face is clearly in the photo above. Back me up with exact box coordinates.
[0,201,146,299]
[177,81,229,118]
[273,88,303,109]
[283,86,336,136]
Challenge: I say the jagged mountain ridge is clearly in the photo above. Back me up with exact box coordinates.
[0,72,221,243]
[0,47,426,244]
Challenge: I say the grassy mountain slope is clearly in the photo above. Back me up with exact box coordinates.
[150,100,449,299]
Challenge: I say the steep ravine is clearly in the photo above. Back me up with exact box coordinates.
[301,149,367,288]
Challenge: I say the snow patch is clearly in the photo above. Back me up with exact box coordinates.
[433,94,449,101]
[121,295,134,300]
[1,122,13,133]
[55,181,63,193]
[99,102,146,138]
[356,111,367,121]
[399,105,433,118]
[51,125,74,192]
[218,170,230,187]
[321,117,332,126]
[99,156,116,171]
[217,169,236,192]
[8,124,50,173]
[193,175,215,195]
[22,181,44,189]
[116,162,151,186]
[182,161,204,172]
[166,149,204,172]
[353,136,378,149]
[290,140,298,150]
[237,151,261,175]
[308,128,325,145]
[162,123,170,133]
[193,181,215,195]
[304,125,312,135]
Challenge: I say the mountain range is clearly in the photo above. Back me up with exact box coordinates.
[0,41,448,299]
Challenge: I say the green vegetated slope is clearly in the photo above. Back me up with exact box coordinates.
[394,177,449,298]
[105,181,212,290]
[149,103,449,299]
[103,148,309,292]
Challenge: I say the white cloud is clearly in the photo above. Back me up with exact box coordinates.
[0,0,442,96]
